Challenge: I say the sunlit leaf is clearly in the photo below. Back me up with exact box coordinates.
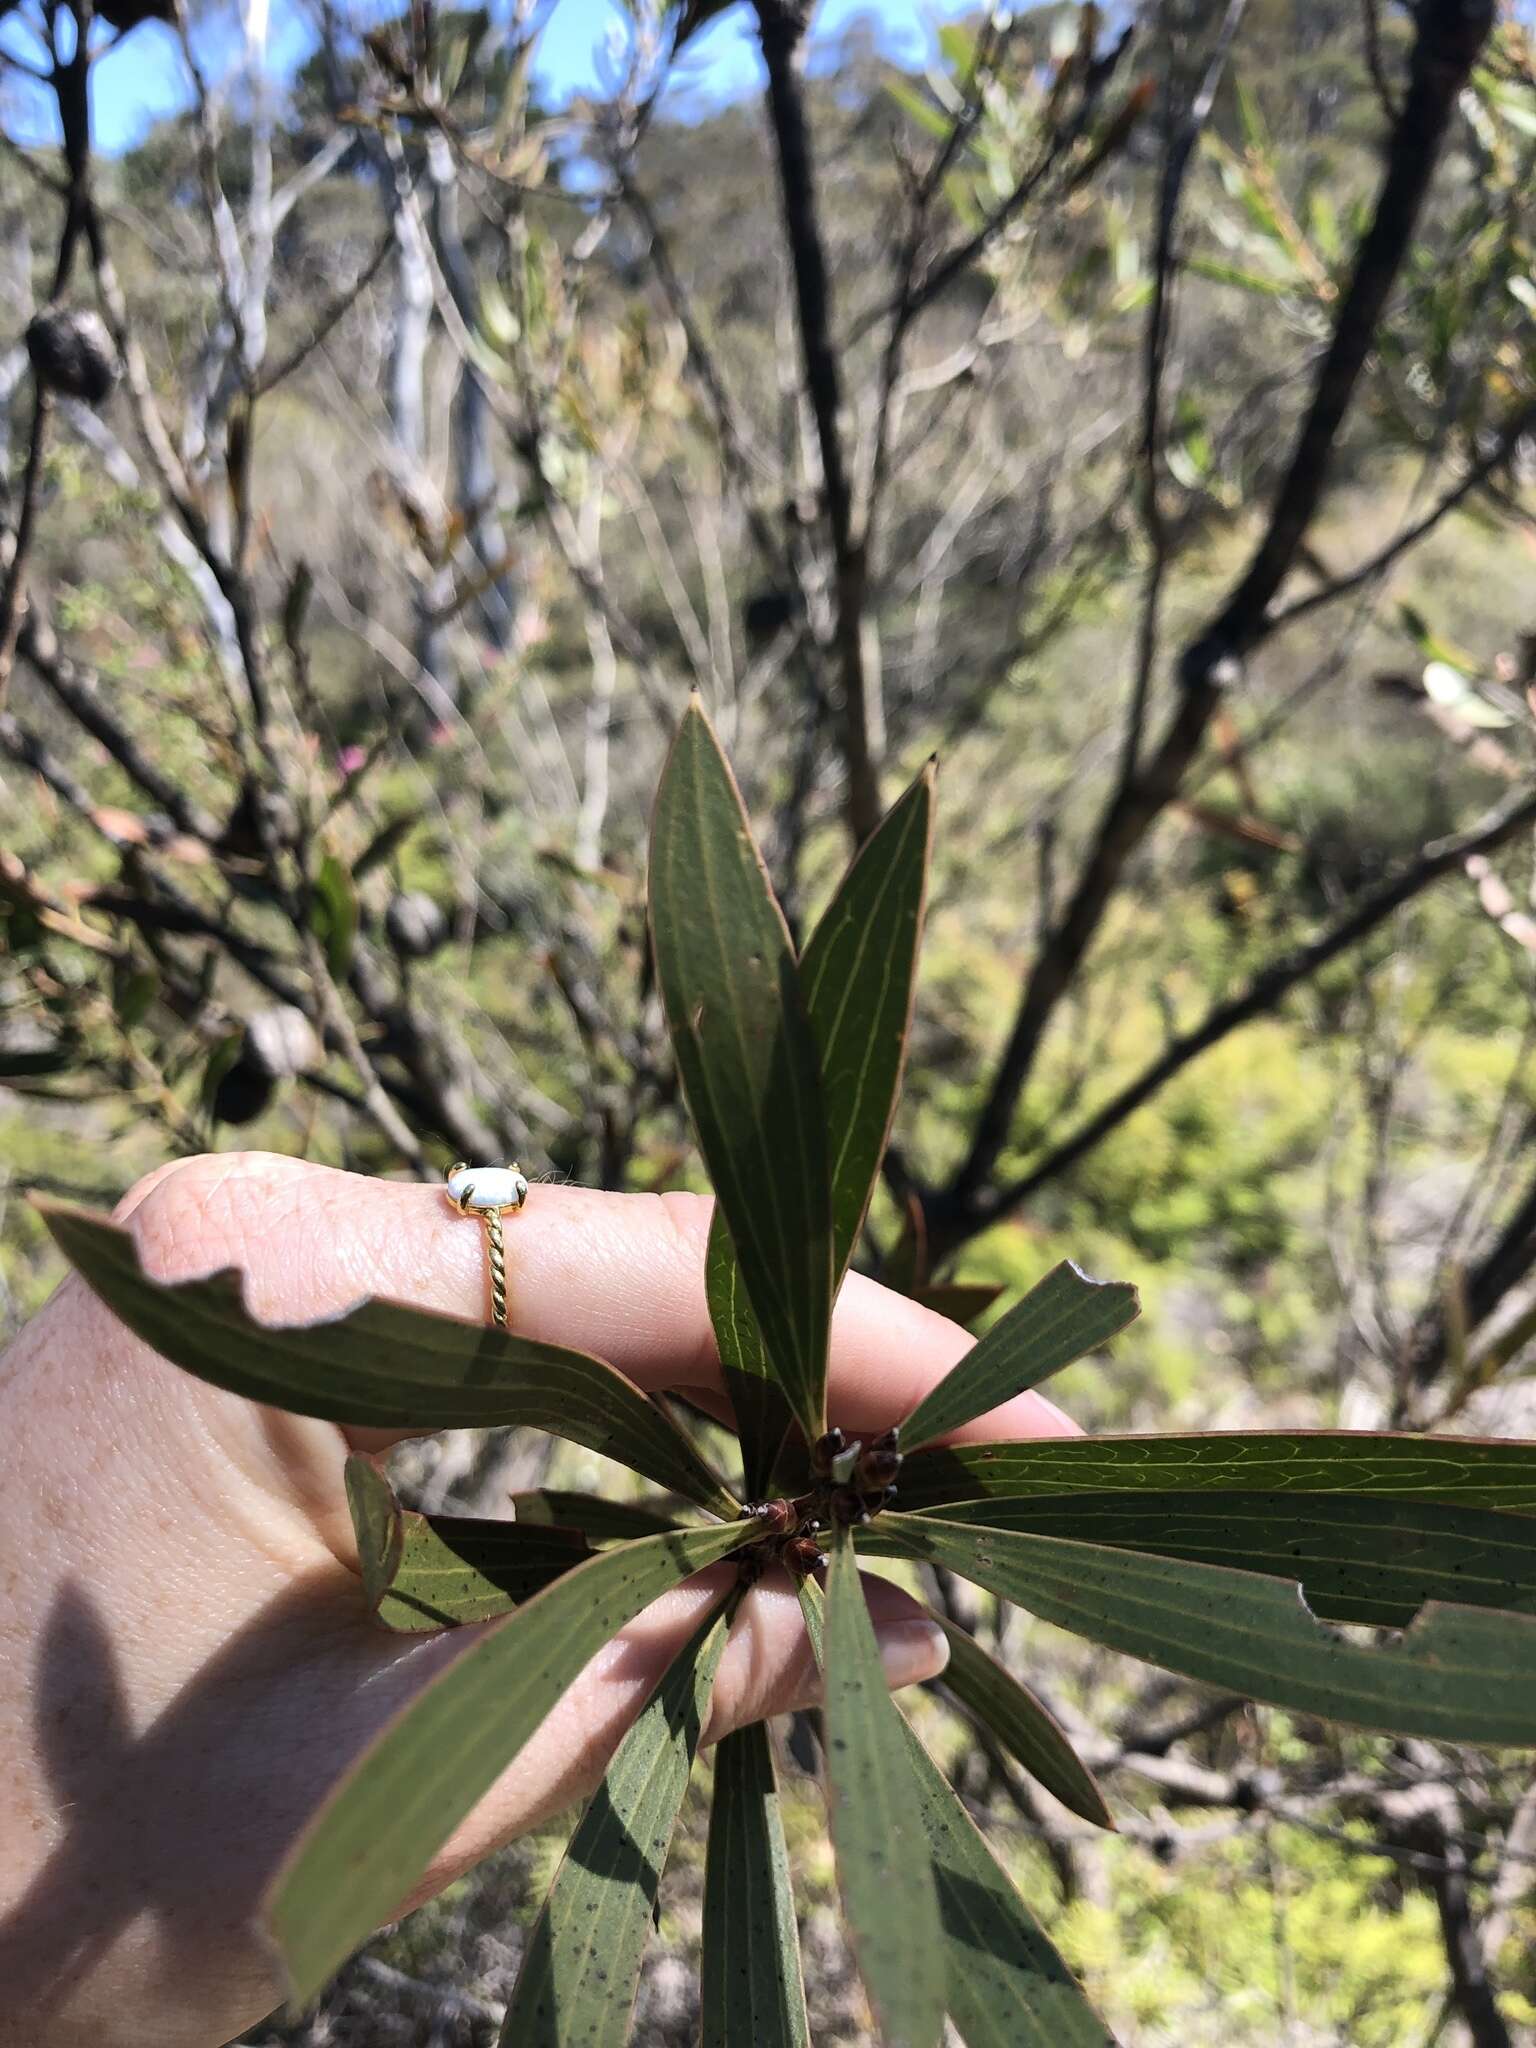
[345,1456,593,1631]
[500,1605,730,2046]
[650,700,832,1446]
[901,1262,1139,1450]
[309,851,358,978]
[41,1203,735,1516]
[700,1723,811,2048]
[709,763,934,1493]
[822,1527,944,2048]
[920,1489,1536,1628]
[802,763,934,1279]
[879,1513,1536,1745]
[269,1520,752,2002]
[897,1430,1536,1514]
[932,1617,1113,1829]
[902,1714,1120,2046]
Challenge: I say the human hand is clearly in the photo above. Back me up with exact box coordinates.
[0,1151,1078,2048]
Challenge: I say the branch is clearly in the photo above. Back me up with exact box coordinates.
[936,0,1496,1232]
[0,381,51,706]
[1120,0,1249,788]
[961,777,1536,1242]
[1265,399,1536,634]
[18,616,221,842]
[754,0,880,845]
[254,232,392,396]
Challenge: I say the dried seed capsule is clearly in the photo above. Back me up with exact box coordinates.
[857,1446,902,1489]
[26,307,118,405]
[810,1427,846,1478]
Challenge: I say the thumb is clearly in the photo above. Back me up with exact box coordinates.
[411,1563,946,1907]
[703,1564,948,1744]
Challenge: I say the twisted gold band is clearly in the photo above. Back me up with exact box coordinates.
[444,1162,528,1332]
[483,1204,508,1329]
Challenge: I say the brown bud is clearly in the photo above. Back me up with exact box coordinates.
[749,1498,793,1538]
[26,307,118,406]
[785,1535,827,1575]
[830,1485,871,1526]
[857,1447,902,1489]
[810,1426,846,1479]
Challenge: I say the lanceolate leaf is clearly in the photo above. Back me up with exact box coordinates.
[500,1606,731,2047]
[801,762,934,1279]
[932,1617,1114,1829]
[922,1491,1536,1629]
[268,1520,753,2001]
[822,1527,945,2048]
[879,1513,1536,1746]
[42,1203,735,1517]
[898,1430,1536,1515]
[706,1215,793,1503]
[700,1723,812,2048]
[345,1457,593,1632]
[901,1715,1120,2048]
[707,764,935,1495]
[509,1490,685,1539]
[901,1263,1139,1451]
[649,701,832,1445]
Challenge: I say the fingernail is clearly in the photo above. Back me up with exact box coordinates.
[877,1619,950,1690]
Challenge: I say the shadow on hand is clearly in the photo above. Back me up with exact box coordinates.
[0,1570,422,2038]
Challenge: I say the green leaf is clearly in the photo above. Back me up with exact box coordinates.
[920,1490,1536,1630]
[902,1714,1120,2047]
[701,1723,812,2048]
[823,1527,944,2048]
[112,958,160,1029]
[0,1043,71,1077]
[901,1262,1139,1451]
[650,700,832,1445]
[709,763,934,1494]
[706,1217,792,1503]
[500,1605,731,2046]
[310,851,358,978]
[269,1519,752,2001]
[897,1430,1536,1515]
[932,1617,1113,1829]
[886,76,954,141]
[878,1513,1536,1746]
[1186,253,1296,298]
[40,1203,735,1517]
[803,763,934,1279]
[508,1489,685,1539]
[345,1456,593,1632]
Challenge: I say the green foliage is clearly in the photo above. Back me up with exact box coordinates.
[46,704,1536,2043]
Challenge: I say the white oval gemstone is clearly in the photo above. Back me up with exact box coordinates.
[448,1165,528,1211]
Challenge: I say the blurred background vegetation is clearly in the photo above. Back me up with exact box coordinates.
[3,0,1536,2039]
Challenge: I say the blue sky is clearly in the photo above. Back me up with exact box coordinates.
[0,0,980,154]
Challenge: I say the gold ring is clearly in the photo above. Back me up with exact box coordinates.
[445,1163,529,1330]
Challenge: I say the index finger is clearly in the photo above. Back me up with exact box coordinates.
[122,1153,1080,1445]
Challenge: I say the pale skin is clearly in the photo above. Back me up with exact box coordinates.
[0,1151,1079,2048]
